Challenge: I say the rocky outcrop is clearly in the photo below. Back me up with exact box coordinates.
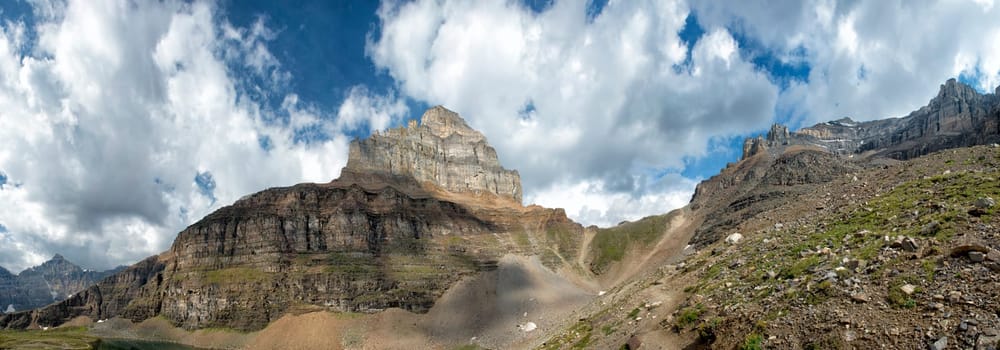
[345,106,522,204]
[0,255,120,313]
[2,106,585,332]
[693,79,1000,250]
[740,79,1000,162]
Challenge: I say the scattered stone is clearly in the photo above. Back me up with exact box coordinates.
[726,233,744,244]
[519,322,537,332]
[844,259,861,270]
[921,221,940,236]
[969,251,986,262]
[850,293,870,303]
[970,206,990,216]
[986,249,1000,262]
[767,270,778,280]
[974,197,996,208]
[774,223,784,229]
[951,243,991,257]
[844,329,857,342]
[986,262,1000,272]
[824,271,838,280]
[901,284,917,295]
[902,237,920,252]
[979,330,1000,350]
[930,336,947,350]
[949,291,963,303]
[932,303,945,311]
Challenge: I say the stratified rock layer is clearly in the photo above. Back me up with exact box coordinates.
[741,79,1000,161]
[345,106,522,204]
[1,106,583,332]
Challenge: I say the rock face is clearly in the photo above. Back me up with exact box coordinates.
[693,78,999,248]
[0,255,120,313]
[740,79,1000,161]
[345,106,522,204]
[2,106,584,332]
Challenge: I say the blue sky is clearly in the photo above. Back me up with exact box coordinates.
[0,0,999,271]
[223,0,809,180]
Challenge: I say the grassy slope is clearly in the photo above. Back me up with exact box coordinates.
[0,327,99,349]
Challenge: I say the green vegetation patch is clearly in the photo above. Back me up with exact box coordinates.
[537,319,594,350]
[674,303,705,329]
[204,267,270,284]
[325,252,380,276]
[589,213,672,274]
[740,333,763,350]
[0,327,98,349]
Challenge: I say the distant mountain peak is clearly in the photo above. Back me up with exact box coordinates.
[738,78,1000,162]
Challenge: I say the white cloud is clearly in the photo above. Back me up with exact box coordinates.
[6,0,1000,271]
[691,0,1000,125]
[0,0,402,272]
[526,175,698,228]
[368,0,778,226]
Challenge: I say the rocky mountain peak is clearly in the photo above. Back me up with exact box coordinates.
[420,105,484,140]
[735,78,1000,163]
[344,106,522,204]
[937,78,980,102]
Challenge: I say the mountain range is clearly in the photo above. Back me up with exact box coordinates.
[0,255,121,314]
[1,78,999,349]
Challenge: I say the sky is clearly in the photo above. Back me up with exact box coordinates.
[0,0,999,272]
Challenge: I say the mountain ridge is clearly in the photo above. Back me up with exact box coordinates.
[741,78,1000,162]
[0,254,122,314]
[2,78,1000,350]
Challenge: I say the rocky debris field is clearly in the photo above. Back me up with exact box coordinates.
[668,145,1000,349]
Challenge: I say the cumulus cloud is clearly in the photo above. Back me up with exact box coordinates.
[691,0,1000,125]
[5,0,1000,270]
[368,0,778,226]
[0,0,404,272]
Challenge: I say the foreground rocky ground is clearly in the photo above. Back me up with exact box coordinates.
[537,145,1000,350]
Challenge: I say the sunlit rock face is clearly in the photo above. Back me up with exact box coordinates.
[346,106,522,204]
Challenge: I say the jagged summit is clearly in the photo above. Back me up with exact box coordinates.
[344,106,522,204]
[739,78,1000,161]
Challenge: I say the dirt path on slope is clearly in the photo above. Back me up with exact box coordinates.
[576,226,596,268]
[603,207,700,288]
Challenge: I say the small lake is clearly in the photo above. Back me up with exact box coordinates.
[97,338,208,350]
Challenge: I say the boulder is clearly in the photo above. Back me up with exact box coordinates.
[902,237,920,252]
[725,233,744,244]
[974,197,996,209]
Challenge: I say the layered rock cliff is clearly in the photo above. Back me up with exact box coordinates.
[1,107,584,332]
[740,79,1000,161]
[694,79,1000,249]
[345,106,522,204]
